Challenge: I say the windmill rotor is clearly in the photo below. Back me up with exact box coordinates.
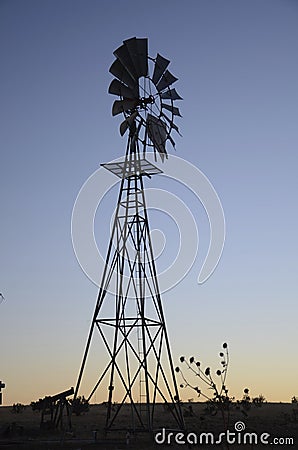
[108,37,182,162]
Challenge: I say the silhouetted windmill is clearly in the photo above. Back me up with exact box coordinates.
[0,381,5,405]
[74,37,184,433]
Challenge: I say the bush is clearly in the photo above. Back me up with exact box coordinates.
[70,396,89,416]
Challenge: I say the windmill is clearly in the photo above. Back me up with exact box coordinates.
[0,381,5,405]
[74,37,184,433]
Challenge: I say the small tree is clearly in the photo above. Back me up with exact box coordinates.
[252,394,266,407]
[291,396,298,422]
[70,396,89,416]
[11,403,25,414]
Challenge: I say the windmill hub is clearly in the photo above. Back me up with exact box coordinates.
[140,95,155,107]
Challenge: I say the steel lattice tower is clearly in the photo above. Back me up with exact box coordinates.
[74,37,184,432]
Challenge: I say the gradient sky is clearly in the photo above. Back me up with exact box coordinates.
[1,0,298,406]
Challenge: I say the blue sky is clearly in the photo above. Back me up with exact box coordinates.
[1,0,298,405]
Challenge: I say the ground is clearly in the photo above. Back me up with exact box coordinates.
[0,402,297,449]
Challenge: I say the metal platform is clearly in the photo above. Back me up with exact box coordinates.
[101,158,163,178]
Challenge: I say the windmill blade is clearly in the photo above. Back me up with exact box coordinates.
[147,114,168,162]
[109,59,139,97]
[112,99,138,116]
[120,111,138,136]
[152,53,170,85]
[156,70,178,92]
[161,112,182,136]
[108,79,136,99]
[114,42,138,81]
[136,38,148,76]
[161,102,182,116]
[124,37,148,78]
[168,134,176,149]
[161,88,183,101]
